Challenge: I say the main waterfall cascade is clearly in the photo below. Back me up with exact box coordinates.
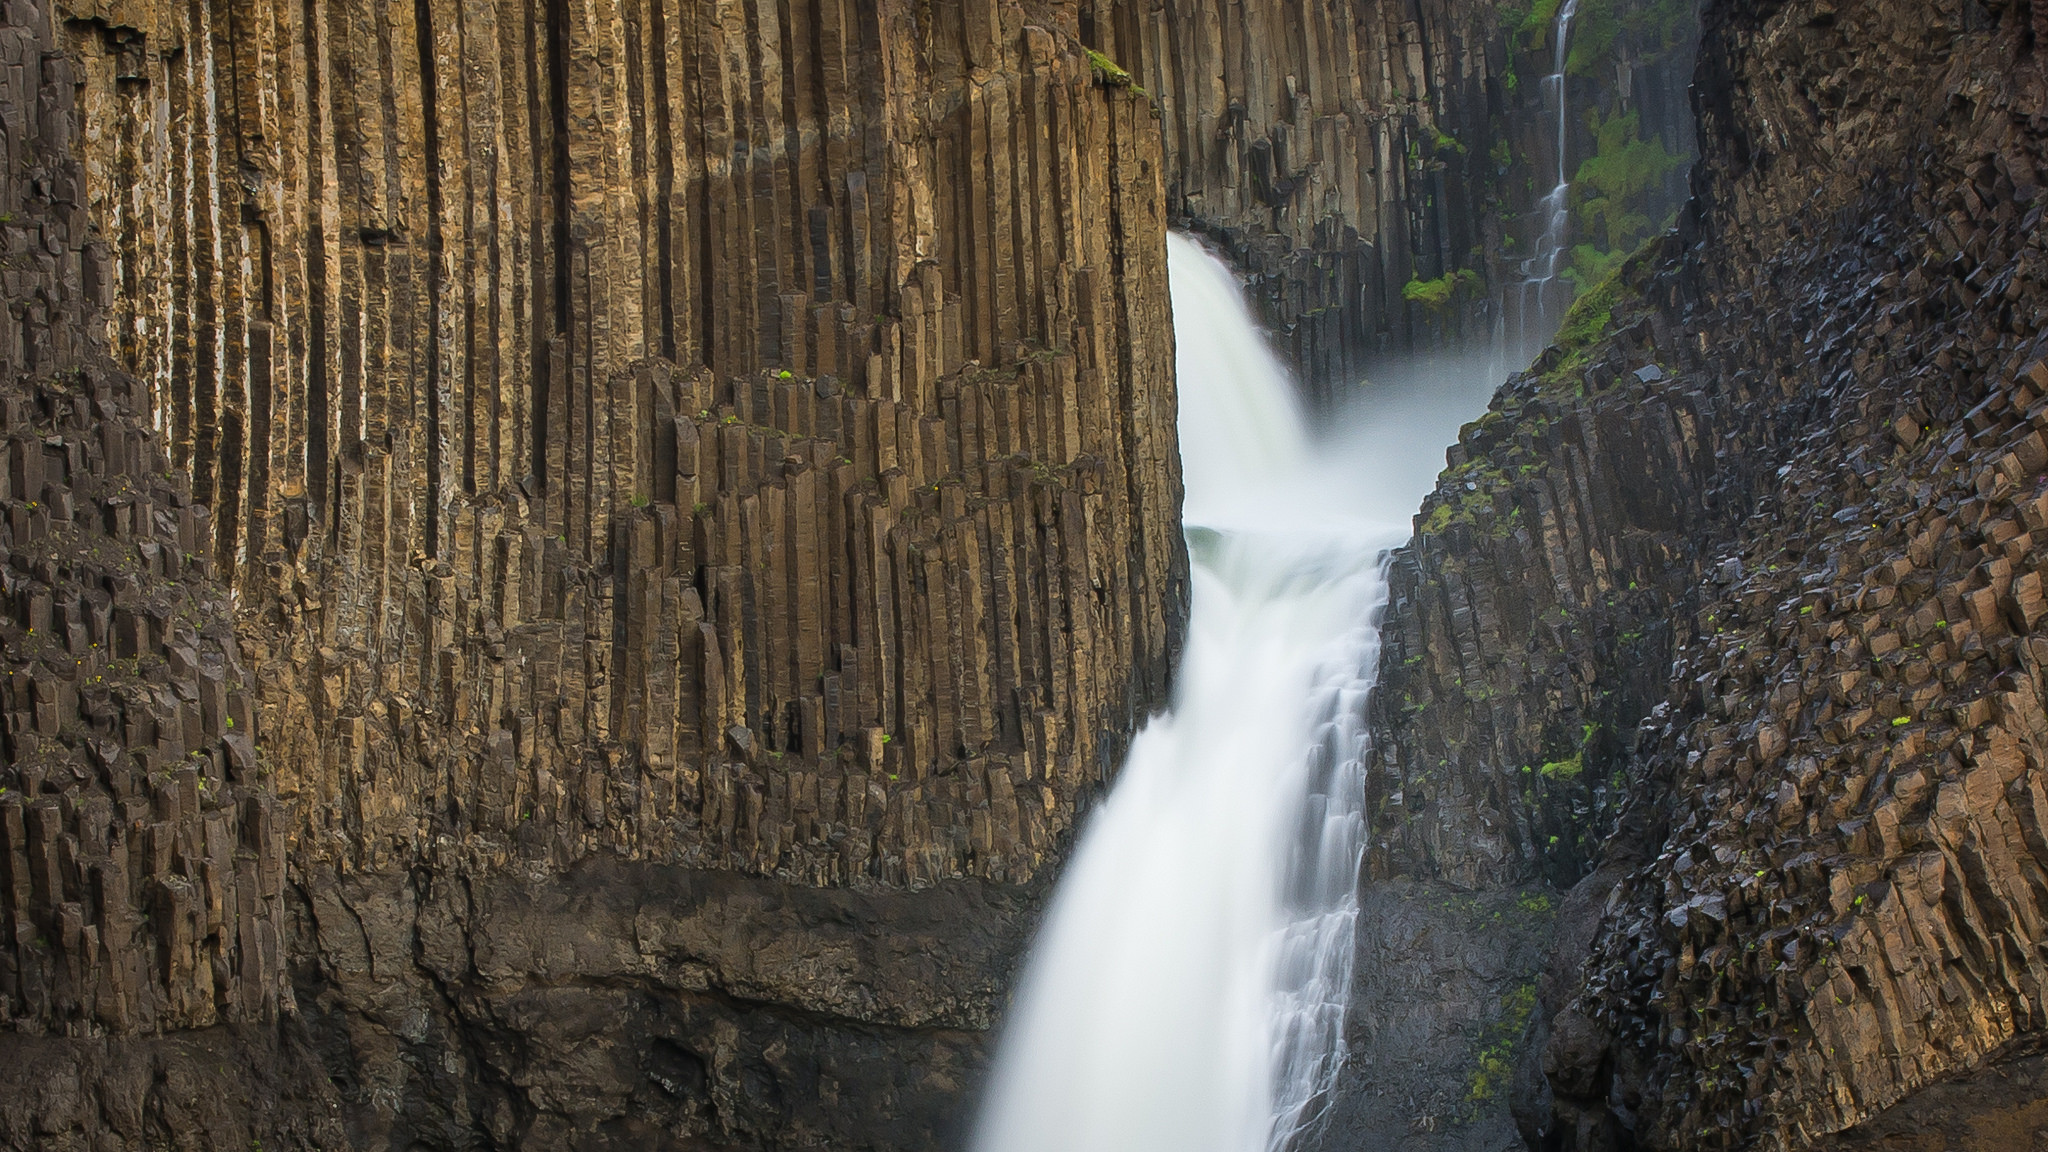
[972,236,1495,1152]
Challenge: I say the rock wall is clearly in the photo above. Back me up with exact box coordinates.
[0,0,347,1146]
[1135,0,1509,396]
[0,0,293,1053]
[2,0,1192,1147]
[66,0,1184,893]
[1133,0,1699,400]
[1351,0,2048,1149]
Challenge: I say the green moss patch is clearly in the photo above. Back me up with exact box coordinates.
[1467,982,1540,1107]
[1083,47,1147,97]
[1403,268,1482,312]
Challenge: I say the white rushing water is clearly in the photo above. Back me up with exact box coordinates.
[1507,0,1583,365]
[972,235,1493,1152]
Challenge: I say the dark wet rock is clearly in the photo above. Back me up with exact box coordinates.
[1312,881,1556,1152]
[1356,0,2048,1148]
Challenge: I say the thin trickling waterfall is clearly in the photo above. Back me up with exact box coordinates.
[1507,0,1583,365]
[972,235,1481,1152]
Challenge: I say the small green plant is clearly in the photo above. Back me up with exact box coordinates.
[1082,47,1148,96]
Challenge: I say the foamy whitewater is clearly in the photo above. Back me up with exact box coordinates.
[971,234,1494,1152]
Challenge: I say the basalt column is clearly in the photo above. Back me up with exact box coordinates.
[6,0,1187,1147]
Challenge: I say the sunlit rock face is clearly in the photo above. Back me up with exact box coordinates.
[1363,1,2048,1149]
[5,2,1190,1147]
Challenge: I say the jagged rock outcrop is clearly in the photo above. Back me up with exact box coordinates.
[1356,0,2048,1149]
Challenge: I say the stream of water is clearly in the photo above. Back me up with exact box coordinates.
[971,235,1493,1152]
[1506,0,1583,367]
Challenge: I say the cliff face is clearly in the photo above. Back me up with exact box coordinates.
[1135,0,1509,396]
[0,1,345,1147]
[1358,0,2048,1149]
[14,0,1614,1144]
[4,0,1189,1146]
[70,0,1184,894]
[23,0,2024,1146]
[1133,0,1698,400]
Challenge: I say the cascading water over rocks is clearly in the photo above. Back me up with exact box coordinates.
[1507,0,1583,367]
[972,235,1489,1152]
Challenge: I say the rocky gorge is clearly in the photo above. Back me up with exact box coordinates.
[3,0,2047,1149]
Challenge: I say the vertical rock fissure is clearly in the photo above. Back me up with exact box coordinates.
[692,5,718,375]
[416,0,444,559]
[649,0,677,364]
[302,0,331,529]
[538,0,572,502]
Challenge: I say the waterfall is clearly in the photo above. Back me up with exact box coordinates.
[972,234,1484,1152]
[1508,0,1582,365]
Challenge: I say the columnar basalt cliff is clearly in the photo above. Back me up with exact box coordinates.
[0,1,349,1147]
[70,0,1185,893]
[1135,0,1511,394]
[25,0,2048,1147]
[1351,0,2048,1150]
[3,0,1192,1146]
[1133,0,1698,400]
